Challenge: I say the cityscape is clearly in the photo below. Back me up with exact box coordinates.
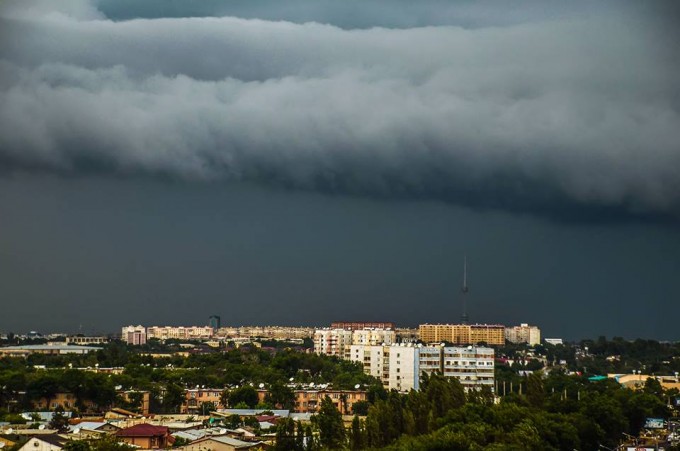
[2,0,680,451]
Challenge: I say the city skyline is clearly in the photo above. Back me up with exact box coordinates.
[1,1,679,340]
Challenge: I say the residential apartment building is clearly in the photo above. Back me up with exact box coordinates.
[181,388,225,414]
[419,324,505,346]
[331,322,396,331]
[505,323,541,345]
[146,326,214,341]
[216,326,315,340]
[65,336,110,345]
[313,329,354,357]
[352,328,396,346]
[349,344,494,393]
[254,388,367,414]
[121,326,147,345]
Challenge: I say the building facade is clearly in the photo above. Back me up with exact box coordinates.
[349,344,494,393]
[331,322,396,331]
[121,326,147,345]
[505,324,541,345]
[351,328,396,346]
[313,329,354,357]
[146,326,214,341]
[419,324,505,346]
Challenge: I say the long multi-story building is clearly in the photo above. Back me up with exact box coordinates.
[313,329,354,357]
[146,326,214,341]
[121,326,147,345]
[419,324,505,346]
[349,343,494,393]
[351,328,396,346]
[505,323,541,345]
[331,322,396,331]
[216,326,315,340]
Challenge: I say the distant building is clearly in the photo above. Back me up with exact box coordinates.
[181,435,264,451]
[349,343,494,392]
[208,316,221,330]
[181,388,225,414]
[216,326,315,340]
[121,326,147,345]
[544,338,564,345]
[505,324,541,346]
[351,328,396,346]
[0,344,101,358]
[419,324,505,346]
[331,321,396,331]
[146,326,213,341]
[65,336,110,345]
[313,329,354,358]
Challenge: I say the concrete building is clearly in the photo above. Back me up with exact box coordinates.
[181,388,225,414]
[254,389,368,415]
[65,336,110,345]
[216,326,315,340]
[121,326,147,345]
[331,321,396,330]
[349,344,494,393]
[419,324,505,346]
[0,344,101,358]
[352,328,396,346]
[146,326,214,341]
[313,329,354,357]
[505,324,541,345]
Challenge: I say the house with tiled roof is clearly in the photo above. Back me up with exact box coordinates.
[116,423,173,449]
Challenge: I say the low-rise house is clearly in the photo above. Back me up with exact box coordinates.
[116,424,173,449]
[16,436,67,451]
[181,435,265,451]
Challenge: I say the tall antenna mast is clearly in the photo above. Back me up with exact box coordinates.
[461,256,469,324]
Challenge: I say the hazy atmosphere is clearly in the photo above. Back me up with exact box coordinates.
[0,0,679,339]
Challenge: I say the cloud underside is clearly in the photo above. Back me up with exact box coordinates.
[0,2,679,222]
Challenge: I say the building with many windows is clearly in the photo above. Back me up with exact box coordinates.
[419,324,505,346]
[121,326,147,345]
[349,343,494,393]
[313,329,354,358]
[331,321,396,331]
[146,326,214,340]
[505,323,541,345]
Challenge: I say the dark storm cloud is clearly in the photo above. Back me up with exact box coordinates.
[0,1,679,222]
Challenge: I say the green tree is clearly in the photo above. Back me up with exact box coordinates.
[274,417,296,451]
[526,372,546,408]
[49,406,70,432]
[229,386,259,408]
[316,396,346,449]
[349,415,365,451]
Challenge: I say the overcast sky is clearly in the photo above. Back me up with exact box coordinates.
[0,1,678,340]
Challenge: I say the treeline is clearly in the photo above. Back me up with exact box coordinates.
[0,346,379,415]
[277,372,676,450]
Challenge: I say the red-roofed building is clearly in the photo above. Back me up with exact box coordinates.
[116,424,173,449]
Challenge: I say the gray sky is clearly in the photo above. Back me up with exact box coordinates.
[0,1,678,339]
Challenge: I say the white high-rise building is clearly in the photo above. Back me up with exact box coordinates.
[505,324,541,346]
[313,329,354,357]
[121,325,147,345]
[349,343,494,393]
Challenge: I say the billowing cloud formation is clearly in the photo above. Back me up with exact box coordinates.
[1,1,679,221]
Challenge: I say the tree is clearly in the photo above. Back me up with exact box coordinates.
[349,416,365,451]
[526,372,546,408]
[316,396,346,449]
[274,418,296,451]
[49,406,69,433]
[229,386,259,408]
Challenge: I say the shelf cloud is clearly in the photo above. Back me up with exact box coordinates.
[1,0,679,222]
